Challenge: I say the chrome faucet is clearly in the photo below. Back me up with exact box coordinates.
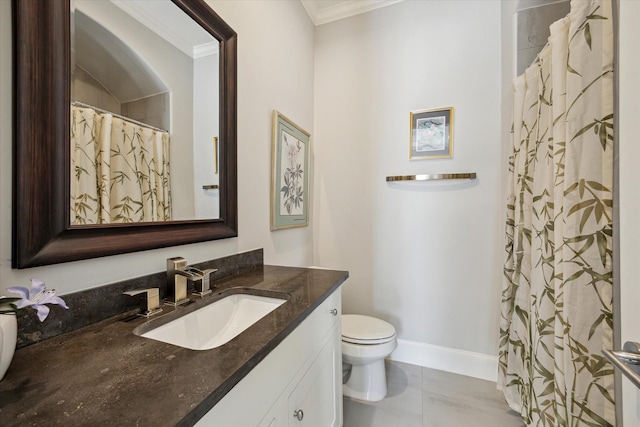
[193,268,218,297]
[166,257,194,306]
[166,257,218,305]
[124,288,162,317]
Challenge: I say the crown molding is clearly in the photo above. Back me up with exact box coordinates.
[301,0,404,26]
[111,0,217,58]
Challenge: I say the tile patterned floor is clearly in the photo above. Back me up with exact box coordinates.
[343,360,526,427]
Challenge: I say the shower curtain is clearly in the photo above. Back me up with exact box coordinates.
[70,105,172,224]
[498,1,614,426]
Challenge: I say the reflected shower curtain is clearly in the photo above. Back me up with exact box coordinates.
[498,1,614,426]
[70,105,172,224]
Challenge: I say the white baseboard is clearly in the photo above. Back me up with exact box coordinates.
[388,339,498,382]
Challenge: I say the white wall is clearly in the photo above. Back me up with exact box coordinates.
[193,52,220,220]
[314,1,503,379]
[0,0,314,296]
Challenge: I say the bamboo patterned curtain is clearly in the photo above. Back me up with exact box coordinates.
[71,105,172,224]
[499,0,615,425]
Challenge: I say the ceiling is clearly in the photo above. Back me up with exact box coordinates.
[300,0,404,26]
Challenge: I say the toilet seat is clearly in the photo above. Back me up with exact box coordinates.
[342,314,396,345]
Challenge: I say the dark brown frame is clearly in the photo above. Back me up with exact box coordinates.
[12,0,238,268]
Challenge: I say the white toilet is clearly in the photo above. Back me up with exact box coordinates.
[341,314,397,402]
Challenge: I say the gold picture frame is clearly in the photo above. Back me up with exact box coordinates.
[270,111,311,230]
[409,107,454,160]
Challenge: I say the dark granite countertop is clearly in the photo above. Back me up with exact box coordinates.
[0,266,348,426]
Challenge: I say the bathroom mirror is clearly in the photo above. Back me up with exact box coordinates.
[70,0,221,223]
[12,0,237,268]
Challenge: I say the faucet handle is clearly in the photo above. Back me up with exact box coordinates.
[193,268,219,297]
[124,288,163,317]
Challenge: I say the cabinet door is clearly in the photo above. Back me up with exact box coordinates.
[314,289,341,351]
[196,316,314,427]
[288,325,342,427]
[258,396,286,427]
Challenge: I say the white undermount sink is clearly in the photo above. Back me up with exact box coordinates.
[140,294,286,350]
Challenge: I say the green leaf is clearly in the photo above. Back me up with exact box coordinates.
[584,23,592,50]
[595,202,604,224]
[579,205,594,232]
[564,182,579,195]
[589,313,605,339]
[506,378,522,387]
[572,399,614,427]
[565,234,592,244]
[594,383,615,404]
[574,339,590,354]
[593,368,615,377]
[586,14,608,20]
[538,380,555,397]
[567,199,596,217]
[553,114,566,126]
[597,231,608,266]
[586,181,610,192]
[570,121,597,142]
[567,62,581,76]
[571,236,595,259]
[515,305,529,325]
[565,269,586,282]
[599,123,608,150]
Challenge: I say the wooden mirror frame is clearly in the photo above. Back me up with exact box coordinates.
[12,0,237,268]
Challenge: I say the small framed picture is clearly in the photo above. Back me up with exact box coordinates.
[409,107,453,160]
[271,111,310,230]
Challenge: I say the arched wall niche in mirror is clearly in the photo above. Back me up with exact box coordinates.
[12,0,237,269]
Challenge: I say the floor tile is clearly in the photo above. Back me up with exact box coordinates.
[387,360,422,395]
[343,360,525,427]
[344,360,422,427]
[344,386,423,427]
[422,391,524,427]
[422,367,512,412]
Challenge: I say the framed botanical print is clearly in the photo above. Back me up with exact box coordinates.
[271,111,310,230]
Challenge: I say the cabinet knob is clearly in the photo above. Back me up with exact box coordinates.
[293,409,304,421]
[330,308,338,316]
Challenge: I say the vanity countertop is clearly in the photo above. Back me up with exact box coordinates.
[0,266,348,426]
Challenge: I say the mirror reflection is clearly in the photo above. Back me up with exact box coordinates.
[70,0,220,224]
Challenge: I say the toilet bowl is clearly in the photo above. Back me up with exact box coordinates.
[342,314,397,402]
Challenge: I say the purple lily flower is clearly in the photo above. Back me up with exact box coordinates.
[6,278,69,322]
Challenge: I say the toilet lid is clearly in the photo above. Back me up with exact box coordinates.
[342,314,396,344]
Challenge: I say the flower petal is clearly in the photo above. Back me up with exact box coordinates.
[6,286,30,299]
[29,278,46,297]
[14,299,34,309]
[47,296,69,310]
[34,304,50,322]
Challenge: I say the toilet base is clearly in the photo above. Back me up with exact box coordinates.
[342,358,387,402]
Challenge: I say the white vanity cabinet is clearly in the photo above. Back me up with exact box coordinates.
[288,328,341,426]
[196,288,342,427]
